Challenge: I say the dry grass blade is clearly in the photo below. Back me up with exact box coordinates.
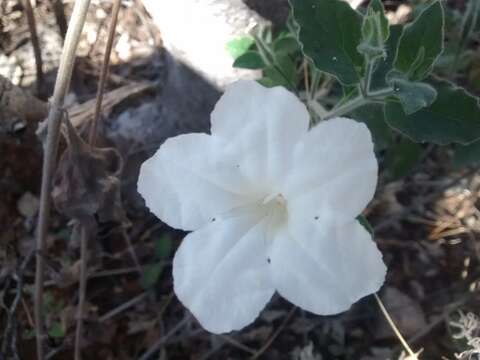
[374,293,419,359]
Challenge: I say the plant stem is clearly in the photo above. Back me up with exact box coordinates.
[450,0,480,77]
[74,226,88,360]
[75,2,121,359]
[320,84,394,120]
[368,86,394,99]
[21,0,44,96]
[324,95,368,119]
[34,1,90,358]
[88,0,121,146]
[363,58,375,97]
[374,293,418,358]
[52,0,68,40]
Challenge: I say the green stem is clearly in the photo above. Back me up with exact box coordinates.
[324,95,368,119]
[363,58,375,96]
[320,85,394,120]
[367,87,394,99]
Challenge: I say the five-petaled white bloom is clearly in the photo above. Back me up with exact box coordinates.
[138,80,386,334]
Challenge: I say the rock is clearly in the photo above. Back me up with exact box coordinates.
[141,0,268,89]
[243,0,290,28]
[17,191,39,218]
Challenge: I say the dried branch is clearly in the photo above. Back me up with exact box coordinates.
[34,1,91,358]
[0,74,47,123]
[374,293,419,359]
[74,223,92,360]
[52,0,68,40]
[69,81,154,128]
[75,1,121,358]
[138,316,191,360]
[21,0,44,96]
[0,251,34,359]
[88,0,121,145]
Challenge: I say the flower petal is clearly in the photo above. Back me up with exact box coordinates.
[173,210,275,334]
[270,219,386,315]
[283,117,378,222]
[138,133,255,231]
[211,80,310,186]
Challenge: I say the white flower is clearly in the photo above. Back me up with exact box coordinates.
[138,80,386,334]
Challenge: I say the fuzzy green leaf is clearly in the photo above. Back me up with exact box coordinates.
[370,25,403,90]
[368,0,389,41]
[387,70,437,114]
[385,80,480,145]
[357,0,389,61]
[394,1,444,80]
[290,0,364,85]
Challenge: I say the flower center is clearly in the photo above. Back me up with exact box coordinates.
[261,193,287,224]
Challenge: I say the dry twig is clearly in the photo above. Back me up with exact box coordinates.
[88,0,121,146]
[374,293,419,359]
[52,0,68,40]
[138,316,191,360]
[34,1,91,358]
[21,0,44,95]
[74,2,121,358]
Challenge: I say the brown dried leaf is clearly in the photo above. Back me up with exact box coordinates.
[52,115,125,224]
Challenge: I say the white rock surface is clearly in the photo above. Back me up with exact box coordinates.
[141,0,265,89]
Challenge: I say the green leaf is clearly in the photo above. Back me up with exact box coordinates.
[387,70,437,114]
[357,215,374,235]
[371,25,403,90]
[453,139,480,167]
[394,1,444,80]
[369,0,389,40]
[226,36,255,59]
[275,55,298,86]
[357,0,389,61]
[351,103,392,151]
[48,322,65,338]
[154,235,172,259]
[233,51,265,69]
[141,263,163,289]
[290,0,364,85]
[385,137,422,179]
[273,36,300,56]
[385,80,480,145]
[258,56,298,90]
